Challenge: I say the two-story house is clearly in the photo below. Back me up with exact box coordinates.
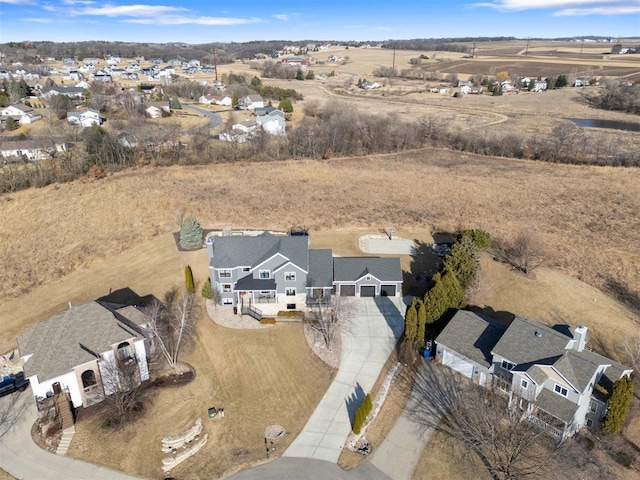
[435,311,632,439]
[207,233,402,317]
[17,300,151,409]
[67,108,102,128]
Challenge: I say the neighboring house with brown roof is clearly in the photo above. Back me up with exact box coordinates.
[436,311,632,439]
[17,300,151,408]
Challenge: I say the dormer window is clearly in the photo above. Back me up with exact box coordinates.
[259,270,270,279]
[501,360,515,371]
[219,269,231,278]
[554,384,568,397]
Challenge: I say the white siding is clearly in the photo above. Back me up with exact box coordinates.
[28,370,83,408]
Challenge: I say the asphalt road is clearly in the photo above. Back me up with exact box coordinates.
[182,104,222,128]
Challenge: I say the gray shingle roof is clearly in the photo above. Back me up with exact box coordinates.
[210,236,309,272]
[17,302,142,382]
[307,249,334,288]
[553,352,599,392]
[333,257,402,282]
[235,276,276,291]
[534,388,579,424]
[492,316,571,365]
[525,365,548,385]
[436,310,508,368]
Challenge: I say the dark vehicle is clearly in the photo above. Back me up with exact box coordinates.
[0,372,29,398]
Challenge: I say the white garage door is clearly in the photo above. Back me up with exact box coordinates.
[443,350,474,378]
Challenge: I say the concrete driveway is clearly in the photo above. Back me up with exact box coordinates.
[0,389,142,480]
[368,359,437,480]
[283,297,405,463]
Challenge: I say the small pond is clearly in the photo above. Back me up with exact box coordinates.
[569,118,640,132]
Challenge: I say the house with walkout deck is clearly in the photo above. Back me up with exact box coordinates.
[207,232,402,318]
[17,299,152,409]
[435,311,632,440]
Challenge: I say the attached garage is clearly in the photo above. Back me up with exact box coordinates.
[360,286,376,297]
[339,285,356,296]
[442,350,474,378]
[380,284,396,296]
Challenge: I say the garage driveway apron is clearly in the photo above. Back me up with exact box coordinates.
[283,297,406,463]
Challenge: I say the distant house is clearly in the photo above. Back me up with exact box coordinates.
[501,80,517,92]
[91,71,112,83]
[460,84,483,95]
[239,94,264,110]
[360,81,381,90]
[206,233,402,316]
[0,137,67,161]
[106,56,121,65]
[67,108,102,128]
[62,71,83,82]
[532,80,547,92]
[435,311,633,440]
[145,101,170,118]
[117,132,137,149]
[281,57,309,66]
[17,298,153,409]
[199,94,217,105]
[0,104,42,125]
[41,86,86,100]
[83,58,100,66]
[256,109,286,136]
[219,120,259,142]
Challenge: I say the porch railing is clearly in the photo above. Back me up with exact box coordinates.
[523,412,563,438]
[241,305,263,321]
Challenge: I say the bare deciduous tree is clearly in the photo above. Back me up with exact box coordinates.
[305,296,352,350]
[145,290,197,369]
[493,231,548,275]
[406,362,566,480]
[100,355,145,428]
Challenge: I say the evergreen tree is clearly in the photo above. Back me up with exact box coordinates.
[364,393,373,414]
[201,278,213,299]
[305,70,315,80]
[417,300,427,348]
[169,97,182,109]
[5,117,19,131]
[555,74,568,88]
[444,236,479,289]
[179,216,203,250]
[232,93,239,107]
[601,375,634,434]
[185,265,195,293]
[278,99,293,113]
[296,69,304,81]
[459,229,491,250]
[404,301,418,343]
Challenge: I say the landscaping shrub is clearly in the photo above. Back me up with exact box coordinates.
[185,265,195,293]
[201,278,213,299]
[260,318,277,325]
[352,392,373,434]
[601,375,634,435]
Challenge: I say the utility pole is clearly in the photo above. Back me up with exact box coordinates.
[471,42,476,58]
[392,47,396,76]
[580,39,584,55]
[524,37,530,56]
[213,48,218,82]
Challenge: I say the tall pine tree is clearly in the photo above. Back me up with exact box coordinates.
[404,301,418,343]
[601,375,634,434]
[417,300,427,348]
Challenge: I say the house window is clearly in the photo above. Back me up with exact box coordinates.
[501,360,515,371]
[242,267,251,272]
[219,269,231,278]
[589,400,598,414]
[117,342,133,361]
[222,284,232,293]
[222,298,233,305]
[81,370,97,388]
[286,303,296,310]
[554,384,568,397]
[586,418,594,428]
[286,287,296,296]
[259,270,270,279]
[520,379,528,389]
[285,272,296,281]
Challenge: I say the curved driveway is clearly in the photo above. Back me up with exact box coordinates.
[283,297,405,462]
[182,104,222,128]
[0,391,142,480]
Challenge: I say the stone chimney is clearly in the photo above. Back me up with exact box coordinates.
[572,325,588,352]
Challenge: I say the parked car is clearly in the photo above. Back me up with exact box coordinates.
[0,372,29,397]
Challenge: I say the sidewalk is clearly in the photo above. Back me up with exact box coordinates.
[0,390,144,480]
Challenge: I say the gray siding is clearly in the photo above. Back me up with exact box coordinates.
[273,263,307,294]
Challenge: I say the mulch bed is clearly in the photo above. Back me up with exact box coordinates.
[148,362,195,388]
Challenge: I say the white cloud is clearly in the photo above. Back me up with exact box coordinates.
[73,4,187,17]
[273,14,290,21]
[0,0,36,4]
[472,0,640,15]
[21,17,55,23]
[124,15,263,26]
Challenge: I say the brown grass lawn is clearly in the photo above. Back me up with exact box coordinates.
[0,469,16,480]
[67,316,335,480]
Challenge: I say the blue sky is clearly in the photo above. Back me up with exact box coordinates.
[0,0,638,43]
